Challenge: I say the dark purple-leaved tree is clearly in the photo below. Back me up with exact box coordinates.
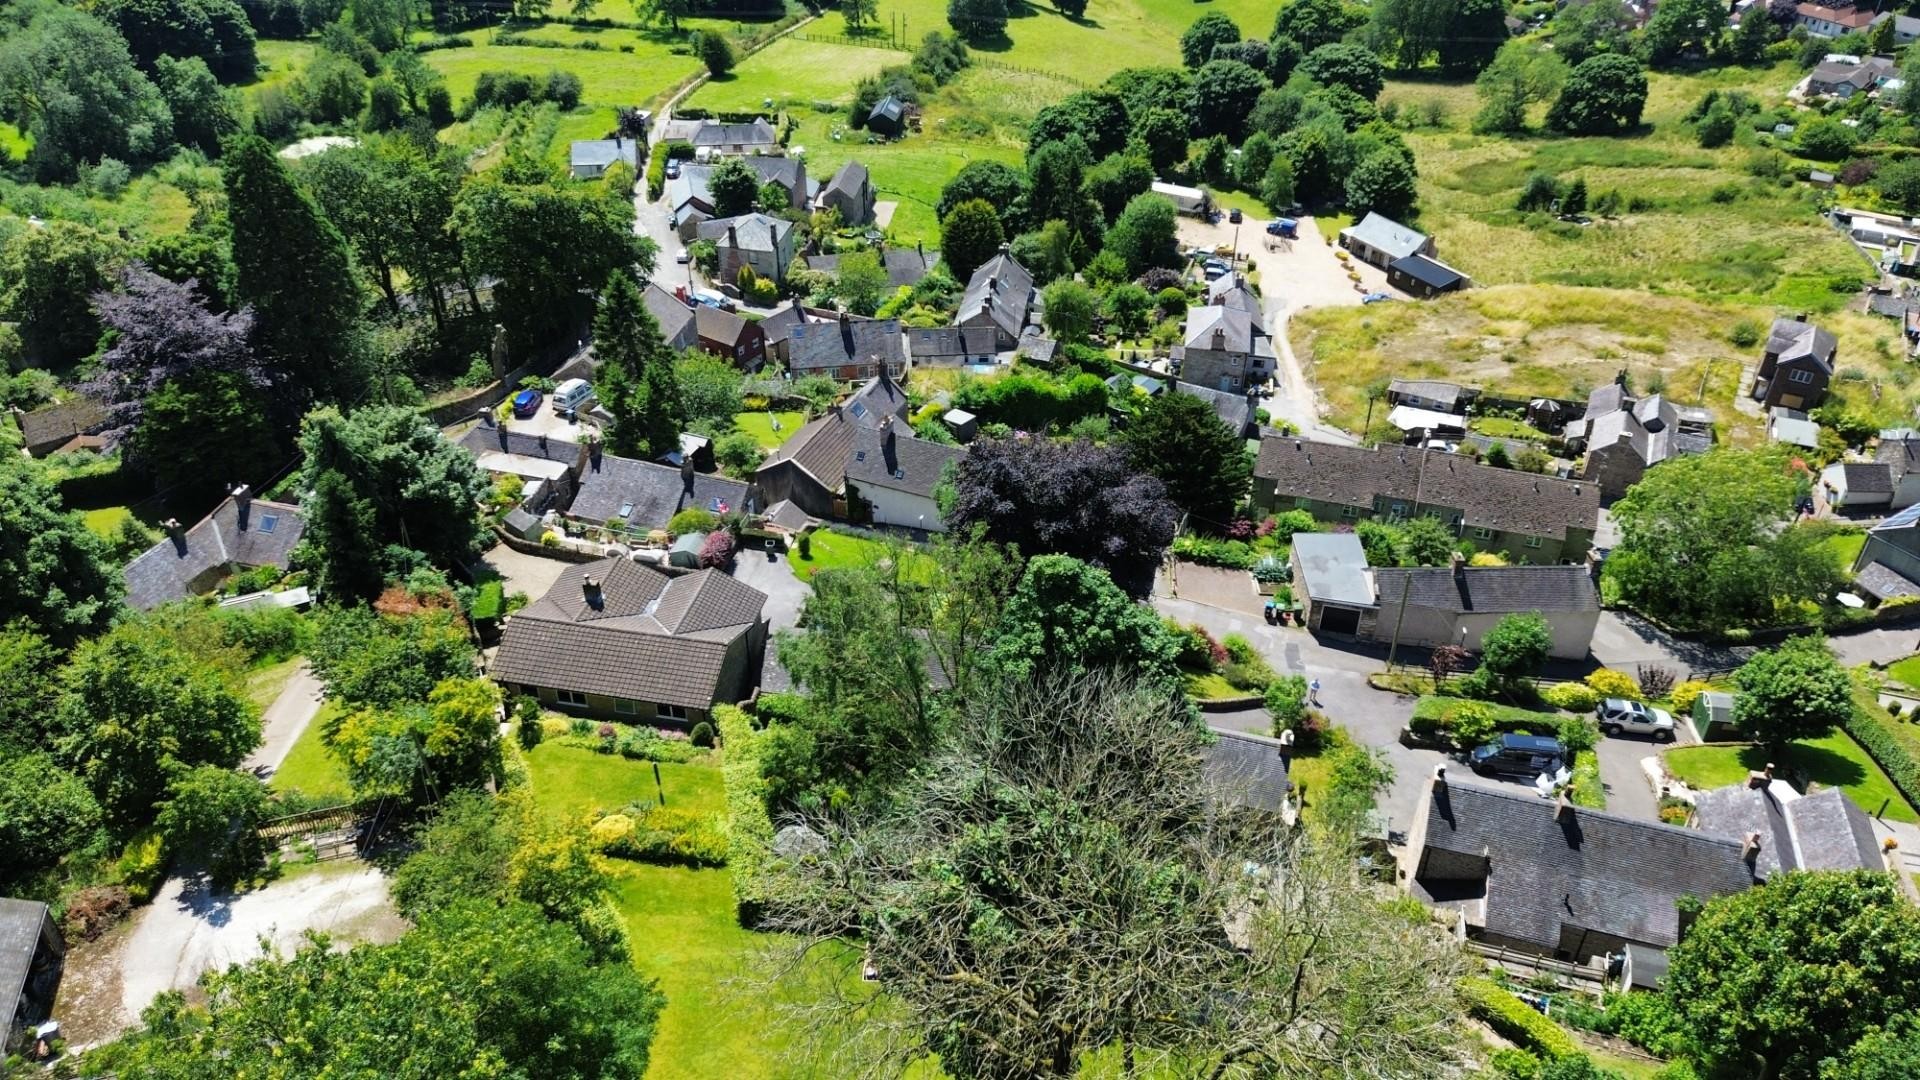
[945,436,1177,595]
[89,264,274,498]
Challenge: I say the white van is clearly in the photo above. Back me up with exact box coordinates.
[551,378,595,415]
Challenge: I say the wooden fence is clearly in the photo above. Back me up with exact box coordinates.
[256,803,368,862]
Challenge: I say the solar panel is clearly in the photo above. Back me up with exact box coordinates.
[257,515,277,534]
[854,450,866,461]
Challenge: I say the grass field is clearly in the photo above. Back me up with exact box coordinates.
[786,528,935,582]
[733,409,808,448]
[1820,529,1867,575]
[269,701,353,803]
[1887,655,1920,690]
[82,506,132,537]
[1663,730,1918,823]
[522,740,723,819]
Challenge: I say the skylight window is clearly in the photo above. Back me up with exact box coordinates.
[257,515,278,534]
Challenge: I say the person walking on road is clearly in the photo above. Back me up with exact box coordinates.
[1308,677,1322,708]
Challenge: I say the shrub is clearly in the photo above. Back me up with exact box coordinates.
[1266,675,1309,731]
[470,580,506,621]
[689,721,715,748]
[600,805,728,866]
[1844,700,1920,812]
[1221,633,1259,665]
[698,529,737,568]
[1584,668,1641,700]
[796,532,812,559]
[611,728,704,763]
[1557,715,1600,753]
[1449,700,1499,746]
[1171,533,1257,569]
[1637,664,1676,700]
[1667,680,1710,717]
[1540,682,1601,712]
[1602,990,1692,1059]
[717,705,775,924]
[115,825,168,905]
[1460,977,1581,1061]
[540,717,571,739]
[668,508,719,535]
[590,813,636,850]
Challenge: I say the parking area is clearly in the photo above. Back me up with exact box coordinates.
[502,402,590,443]
[1176,212,1398,320]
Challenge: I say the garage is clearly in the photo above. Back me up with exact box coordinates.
[1318,605,1362,636]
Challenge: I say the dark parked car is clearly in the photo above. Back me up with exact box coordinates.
[1228,207,1243,223]
[511,388,543,418]
[1468,734,1566,781]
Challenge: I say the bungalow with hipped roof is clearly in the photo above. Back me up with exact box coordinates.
[687,118,778,156]
[569,136,639,179]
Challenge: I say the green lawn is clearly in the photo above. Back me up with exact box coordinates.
[1664,730,1918,823]
[1888,654,1920,691]
[1183,672,1246,701]
[244,656,304,712]
[82,506,132,537]
[522,741,724,819]
[733,410,808,449]
[1820,530,1867,575]
[269,701,353,804]
[786,528,933,582]
[689,37,899,112]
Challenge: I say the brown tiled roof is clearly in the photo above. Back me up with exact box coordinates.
[1254,438,1600,541]
[760,411,859,492]
[16,398,107,450]
[491,557,767,709]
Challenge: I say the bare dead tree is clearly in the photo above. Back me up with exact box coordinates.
[748,674,1471,1080]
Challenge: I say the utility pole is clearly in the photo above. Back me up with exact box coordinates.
[1383,572,1413,673]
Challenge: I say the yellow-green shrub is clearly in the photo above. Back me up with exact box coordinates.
[1540,682,1601,712]
[1460,977,1580,1061]
[590,813,635,850]
[1670,680,1711,717]
[1585,668,1641,700]
[115,825,168,905]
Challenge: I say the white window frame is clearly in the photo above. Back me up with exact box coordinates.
[614,698,637,716]
[1787,368,1814,384]
[556,688,588,708]
[1341,505,1361,518]
[1525,535,1543,549]
[657,703,689,721]
[1472,526,1494,540]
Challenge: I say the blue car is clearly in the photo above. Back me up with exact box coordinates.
[1362,291,1394,304]
[511,388,543,418]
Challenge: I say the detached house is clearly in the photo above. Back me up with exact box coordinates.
[693,305,768,370]
[754,374,965,532]
[955,249,1035,351]
[816,160,876,225]
[1851,502,1920,601]
[1807,54,1896,98]
[643,282,700,352]
[1338,212,1435,272]
[1404,773,1758,965]
[492,557,769,724]
[1564,382,1714,501]
[696,213,797,287]
[668,158,809,217]
[1693,774,1885,878]
[688,118,778,157]
[569,137,639,179]
[1752,315,1836,410]
[1253,437,1602,563]
[123,488,306,610]
[1180,304,1274,392]
[568,450,749,534]
[1796,2,1877,37]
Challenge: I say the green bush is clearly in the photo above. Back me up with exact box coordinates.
[689,721,715,748]
[1670,680,1711,717]
[1460,977,1581,1060]
[1602,990,1693,1059]
[115,825,168,905]
[717,704,776,926]
[1539,682,1600,712]
[1171,533,1257,569]
[1584,668,1641,700]
[1410,697,1564,746]
[668,508,719,535]
[599,805,728,867]
[1844,700,1920,814]
[469,581,506,621]
[1557,715,1600,754]
[608,728,704,763]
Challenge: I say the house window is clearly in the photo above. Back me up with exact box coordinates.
[556,689,588,708]
[1341,505,1360,518]
[735,344,744,358]
[658,703,689,721]
[1788,368,1814,384]
[1293,497,1312,510]
[1230,355,1242,368]
[614,699,637,715]
[1473,527,1494,540]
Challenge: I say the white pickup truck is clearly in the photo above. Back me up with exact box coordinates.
[1595,698,1677,741]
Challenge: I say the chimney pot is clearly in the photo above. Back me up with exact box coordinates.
[1555,794,1573,821]
[1433,764,1447,785]
[1742,831,1763,864]
[583,575,601,605]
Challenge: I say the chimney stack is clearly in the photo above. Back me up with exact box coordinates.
[681,457,696,497]
[1555,794,1574,822]
[840,310,851,329]
[1742,831,1763,865]
[229,483,250,505]
[1749,763,1775,788]
[1211,328,1226,351]
[1433,764,1447,788]
[582,575,602,607]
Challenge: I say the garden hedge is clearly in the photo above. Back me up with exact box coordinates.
[1459,977,1581,1061]
[1844,701,1920,816]
[1410,697,1563,739]
[717,704,776,927]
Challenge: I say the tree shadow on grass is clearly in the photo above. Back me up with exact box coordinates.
[1738,741,1867,791]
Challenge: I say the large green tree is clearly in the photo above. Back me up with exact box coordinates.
[986,556,1185,697]
[0,459,123,648]
[707,156,759,218]
[1299,42,1385,101]
[1103,192,1179,278]
[1190,58,1268,139]
[1638,0,1724,66]
[1551,0,1636,65]
[0,219,125,364]
[0,0,176,181]
[1344,146,1418,218]
[1181,12,1243,68]
[593,271,684,459]
[455,176,651,357]
[1272,0,1366,54]
[939,198,1006,282]
[53,618,259,829]
[1123,390,1251,525]
[0,753,102,885]
[1547,53,1648,134]
[223,135,368,406]
[152,55,240,155]
[308,605,478,710]
[946,0,1007,39]
[1664,871,1920,1079]
[326,676,500,804]
[1731,636,1851,754]
[295,405,491,599]
[1473,41,1567,134]
[1603,447,1839,632]
[95,0,257,82]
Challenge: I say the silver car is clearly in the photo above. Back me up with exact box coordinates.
[1596,698,1676,741]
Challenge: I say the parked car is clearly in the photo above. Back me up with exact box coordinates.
[551,377,595,416]
[1468,734,1566,781]
[675,247,690,264]
[1267,218,1298,238]
[511,388,543,418]
[1595,699,1676,741]
[664,160,681,179]
[1362,292,1394,304]
[1228,207,1243,223]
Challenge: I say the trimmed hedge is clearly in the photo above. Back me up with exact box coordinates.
[717,704,776,927]
[1410,697,1563,739]
[1460,977,1580,1061]
[1844,699,1920,815]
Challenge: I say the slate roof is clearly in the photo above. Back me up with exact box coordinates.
[696,213,794,254]
[0,897,52,1033]
[1388,379,1469,410]
[758,302,833,348]
[1766,317,1838,372]
[571,451,749,532]
[1256,438,1601,542]
[905,325,1000,360]
[1291,533,1372,606]
[1877,427,1920,482]
[569,138,639,172]
[804,248,939,288]
[1855,560,1920,600]
[1340,212,1429,261]
[787,316,907,374]
[1418,779,1756,953]
[844,422,965,500]
[1204,728,1292,813]
[869,94,906,125]
[1693,782,1882,878]
[1579,390,1704,467]
[1370,565,1599,615]
[759,375,913,494]
[1014,332,1058,365]
[822,160,869,201]
[695,305,755,347]
[491,556,767,710]
[455,424,583,466]
[643,282,698,350]
[15,397,107,451]
[957,251,1034,339]
[670,158,805,211]
[1184,304,1260,353]
[1172,380,1253,437]
[689,118,777,149]
[1390,253,1465,290]
[124,495,306,611]
[844,370,911,425]
[1839,461,1895,494]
